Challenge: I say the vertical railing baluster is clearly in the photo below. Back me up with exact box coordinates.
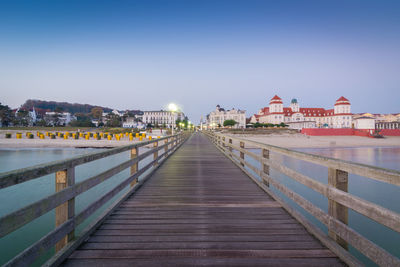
[328,168,348,250]
[130,147,138,187]
[240,141,245,167]
[229,138,233,157]
[55,167,75,252]
[262,149,270,187]
[154,140,159,166]
[165,138,169,157]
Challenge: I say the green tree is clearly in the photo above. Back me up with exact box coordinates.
[223,119,237,127]
[105,114,122,127]
[0,103,12,126]
[54,106,64,113]
[15,110,30,126]
[36,119,48,127]
[70,113,94,127]
[91,107,103,120]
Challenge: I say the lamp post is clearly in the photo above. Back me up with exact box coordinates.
[168,103,178,135]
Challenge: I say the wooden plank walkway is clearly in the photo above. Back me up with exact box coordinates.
[62,133,345,266]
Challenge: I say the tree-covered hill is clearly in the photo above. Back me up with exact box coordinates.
[21,99,113,114]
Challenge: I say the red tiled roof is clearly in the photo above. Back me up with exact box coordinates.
[336,96,349,102]
[270,95,283,104]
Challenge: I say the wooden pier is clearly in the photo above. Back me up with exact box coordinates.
[61,133,344,266]
[1,131,400,266]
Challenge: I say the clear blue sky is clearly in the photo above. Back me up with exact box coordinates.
[1,0,399,122]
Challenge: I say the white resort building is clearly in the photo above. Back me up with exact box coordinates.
[142,110,185,128]
[250,95,352,129]
[206,105,246,129]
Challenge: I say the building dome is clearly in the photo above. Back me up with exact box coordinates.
[291,98,298,104]
[334,96,350,106]
[270,95,283,104]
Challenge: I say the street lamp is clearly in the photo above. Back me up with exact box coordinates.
[167,103,178,135]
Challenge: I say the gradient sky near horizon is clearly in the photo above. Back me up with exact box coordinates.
[1,0,399,122]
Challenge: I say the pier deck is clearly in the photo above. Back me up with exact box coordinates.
[61,133,344,266]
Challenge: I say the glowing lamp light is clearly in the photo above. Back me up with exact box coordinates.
[168,103,178,112]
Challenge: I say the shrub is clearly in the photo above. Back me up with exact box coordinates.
[50,134,56,139]
[5,133,12,138]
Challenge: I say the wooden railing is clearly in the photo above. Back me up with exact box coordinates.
[0,132,188,266]
[205,131,400,267]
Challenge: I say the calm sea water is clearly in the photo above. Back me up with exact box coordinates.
[242,146,400,266]
[0,146,399,266]
[0,147,152,266]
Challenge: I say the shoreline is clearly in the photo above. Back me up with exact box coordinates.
[226,133,400,149]
[0,139,137,148]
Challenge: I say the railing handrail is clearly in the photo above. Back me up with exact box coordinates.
[214,132,400,186]
[205,131,400,267]
[0,132,190,266]
[0,133,180,189]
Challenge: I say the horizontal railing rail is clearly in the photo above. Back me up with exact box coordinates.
[204,131,400,267]
[0,132,189,266]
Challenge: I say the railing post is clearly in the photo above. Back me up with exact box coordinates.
[262,149,270,187]
[130,147,138,187]
[222,137,225,149]
[328,168,348,250]
[55,167,75,252]
[240,141,245,167]
[229,138,233,156]
[164,138,169,157]
[154,141,159,166]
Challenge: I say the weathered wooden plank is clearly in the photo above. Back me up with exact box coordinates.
[62,258,345,267]
[69,249,337,259]
[80,241,325,250]
[87,234,316,243]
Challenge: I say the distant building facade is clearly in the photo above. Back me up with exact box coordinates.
[206,105,246,129]
[142,110,185,128]
[44,112,74,126]
[250,95,352,128]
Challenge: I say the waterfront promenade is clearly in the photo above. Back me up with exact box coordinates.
[61,133,344,266]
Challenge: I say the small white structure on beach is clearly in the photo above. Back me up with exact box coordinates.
[354,116,376,130]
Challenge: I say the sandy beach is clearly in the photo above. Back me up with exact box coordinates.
[0,130,142,148]
[226,133,400,149]
[0,138,137,148]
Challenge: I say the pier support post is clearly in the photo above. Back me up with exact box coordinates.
[153,141,158,166]
[240,141,245,167]
[328,168,348,250]
[55,168,75,252]
[262,149,270,187]
[130,147,138,187]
